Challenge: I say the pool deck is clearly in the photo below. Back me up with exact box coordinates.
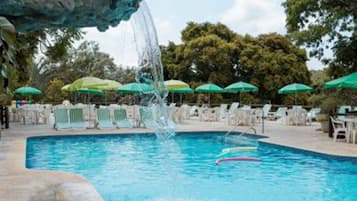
[1,118,356,201]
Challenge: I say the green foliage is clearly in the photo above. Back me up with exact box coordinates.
[0,16,16,103]
[37,41,117,86]
[283,0,357,77]
[0,17,16,82]
[44,78,68,103]
[161,22,311,104]
[310,69,329,87]
[14,28,84,86]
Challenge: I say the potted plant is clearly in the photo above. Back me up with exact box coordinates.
[309,92,341,133]
[317,96,341,133]
[316,113,329,132]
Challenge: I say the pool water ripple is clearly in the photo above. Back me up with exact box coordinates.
[26,133,357,201]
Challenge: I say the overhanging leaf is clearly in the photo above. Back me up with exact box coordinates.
[6,48,14,64]
[1,64,7,78]
[0,17,16,47]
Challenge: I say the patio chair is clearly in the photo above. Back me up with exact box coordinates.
[268,107,287,120]
[257,104,272,119]
[139,107,158,128]
[292,105,303,110]
[307,108,321,123]
[181,104,191,120]
[189,105,198,117]
[96,108,114,129]
[69,108,86,128]
[114,108,133,128]
[330,117,348,142]
[226,102,239,125]
[337,105,352,121]
[219,104,228,119]
[346,120,357,144]
[54,108,70,129]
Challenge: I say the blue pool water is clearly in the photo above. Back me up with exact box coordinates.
[26,133,357,201]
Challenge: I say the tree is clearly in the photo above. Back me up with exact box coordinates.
[240,33,310,103]
[44,78,68,103]
[161,22,311,104]
[38,41,117,87]
[283,0,357,77]
[310,69,329,87]
[0,17,16,104]
[15,28,84,86]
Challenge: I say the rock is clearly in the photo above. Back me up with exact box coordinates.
[0,0,142,32]
[30,182,104,201]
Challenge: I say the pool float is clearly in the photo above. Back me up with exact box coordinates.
[215,157,261,165]
[216,146,257,157]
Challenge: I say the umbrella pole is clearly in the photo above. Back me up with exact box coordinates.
[171,92,174,103]
[180,94,183,104]
[209,94,211,107]
[239,92,242,104]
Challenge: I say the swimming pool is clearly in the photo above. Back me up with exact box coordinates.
[26,132,357,201]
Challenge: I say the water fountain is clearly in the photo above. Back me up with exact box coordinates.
[1,0,175,139]
[129,1,175,139]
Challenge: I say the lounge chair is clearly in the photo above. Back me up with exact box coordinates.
[69,108,86,128]
[96,108,114,129]
[114,108,133,128]
[54,108,70,129]
[139,107,158,128]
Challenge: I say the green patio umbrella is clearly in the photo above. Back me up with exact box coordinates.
[69,77,106,91]
[74,88,104,104]
[94,79,122,91]
[93,79,122,104]
[195,84,224,105]
[278,83,313,104]
[169,87,194,94]
[278,83,313,94]
[164,80,189,90]
[324,72,357,89]
[165,80,189,103]
[225,81,258,103]
[61,84,72,92]
[117,83,153,94]
[75,88,104,96]
[169,87,194,104]
[195,84,224,93]
[15,87,42,96]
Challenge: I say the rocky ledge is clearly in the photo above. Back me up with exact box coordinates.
[0,0,142,32]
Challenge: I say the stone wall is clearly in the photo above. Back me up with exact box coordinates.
[0,0,142,31]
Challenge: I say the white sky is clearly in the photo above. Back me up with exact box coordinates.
[80,0,326,70]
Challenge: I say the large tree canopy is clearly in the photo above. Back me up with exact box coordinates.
[161,22,311,104]
[283,0,357,77]
[36,41,117,87]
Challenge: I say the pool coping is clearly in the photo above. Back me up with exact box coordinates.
[2,128,357,201]
[26,130,357,162]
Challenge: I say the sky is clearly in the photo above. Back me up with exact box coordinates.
[81,0,325,70]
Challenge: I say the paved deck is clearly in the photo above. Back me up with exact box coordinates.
[0,118,356,201]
